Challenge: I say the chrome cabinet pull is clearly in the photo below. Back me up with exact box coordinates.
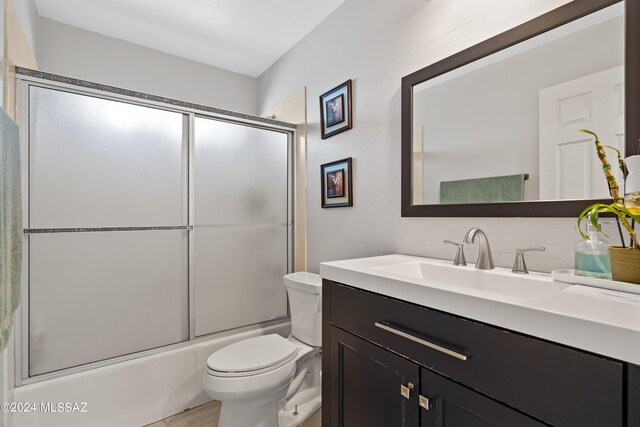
[419,395,430,410]
[400,382,414,399]
[374,321,469,361]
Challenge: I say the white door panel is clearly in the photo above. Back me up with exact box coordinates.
[539,66,624,200]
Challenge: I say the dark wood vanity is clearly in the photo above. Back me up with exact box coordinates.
[322,279,640,426]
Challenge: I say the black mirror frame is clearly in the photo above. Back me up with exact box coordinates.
[401,0,639,217]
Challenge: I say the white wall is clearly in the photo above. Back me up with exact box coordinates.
[10,0,38,59]
[38,18,258,115]
[1,340,14,427]
[257,0,621,274]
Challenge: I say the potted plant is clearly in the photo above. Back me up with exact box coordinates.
[577,130,640,284]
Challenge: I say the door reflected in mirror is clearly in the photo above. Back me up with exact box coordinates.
[411,2,624,206]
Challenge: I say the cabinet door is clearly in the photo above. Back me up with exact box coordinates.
[328,326,420,427]
[420,368,546,427]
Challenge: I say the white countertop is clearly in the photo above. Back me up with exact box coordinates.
[320,254,640,365]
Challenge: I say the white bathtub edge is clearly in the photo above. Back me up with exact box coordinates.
[13,320,291,427]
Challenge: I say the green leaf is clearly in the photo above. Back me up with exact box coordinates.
[589,208,607,237]
[603,145,622,157]
[603,145,627,177]
[578,129,598,139]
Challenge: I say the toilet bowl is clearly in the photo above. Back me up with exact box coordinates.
[203,272,322,427]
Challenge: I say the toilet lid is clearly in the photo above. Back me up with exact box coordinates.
[207,334,298,374]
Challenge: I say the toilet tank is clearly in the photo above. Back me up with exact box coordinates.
[283,272,322,347]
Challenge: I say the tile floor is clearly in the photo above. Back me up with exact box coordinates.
[145,400,321,427]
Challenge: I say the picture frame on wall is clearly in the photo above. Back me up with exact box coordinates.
[320,80,352,139]
[327,168,345,198]
[321,157,353,208]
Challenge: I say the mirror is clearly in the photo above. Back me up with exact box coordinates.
[401,0,640,217]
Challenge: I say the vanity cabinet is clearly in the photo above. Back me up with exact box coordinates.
[328,325,543,427]
[329,326,419,426]
[322,280,633,427]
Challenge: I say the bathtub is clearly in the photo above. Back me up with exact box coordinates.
[12,320,290,427]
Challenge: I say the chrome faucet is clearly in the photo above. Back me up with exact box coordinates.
[463,228,495,270]
[512,246,546,274]
[443,240,467,266]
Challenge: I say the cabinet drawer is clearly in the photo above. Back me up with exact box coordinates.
[327,280,624,427]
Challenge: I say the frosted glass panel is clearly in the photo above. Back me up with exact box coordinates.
[194,118,289,336]
[194,118,288,225]
[29,87,186,227]
[194,226,288,336]
[29,231,189,375]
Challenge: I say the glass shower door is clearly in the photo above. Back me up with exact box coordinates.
[194,117,290,336]
[21,81,293,380]
[27,87,189,376]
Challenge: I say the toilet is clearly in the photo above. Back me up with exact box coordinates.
[203,272,322,427]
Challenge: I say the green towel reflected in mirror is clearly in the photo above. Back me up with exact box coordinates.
[440,173,527,204]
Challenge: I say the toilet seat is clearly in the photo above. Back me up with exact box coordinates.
[206,334,298,378]
[203,356,296,404]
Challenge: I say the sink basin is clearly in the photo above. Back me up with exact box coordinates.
[371,259,571,300]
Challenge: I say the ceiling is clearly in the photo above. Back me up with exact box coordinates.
[34,0,345,77]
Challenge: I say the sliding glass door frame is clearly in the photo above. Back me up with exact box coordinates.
[14,72,296,385]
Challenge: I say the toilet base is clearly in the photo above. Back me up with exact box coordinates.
[278,387,321,427]
[213,375,291,427]
[277,351,322,427]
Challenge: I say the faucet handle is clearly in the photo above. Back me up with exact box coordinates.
[512,246,546,274]
[444,240,467,266]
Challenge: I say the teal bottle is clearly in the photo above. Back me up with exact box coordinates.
[575,223,611,279]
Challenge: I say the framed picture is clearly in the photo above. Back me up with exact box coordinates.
[327,168,345,198]
[320,80,352,139]
[321,157,353,208]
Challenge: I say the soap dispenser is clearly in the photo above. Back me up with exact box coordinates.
[575,222,611,279]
